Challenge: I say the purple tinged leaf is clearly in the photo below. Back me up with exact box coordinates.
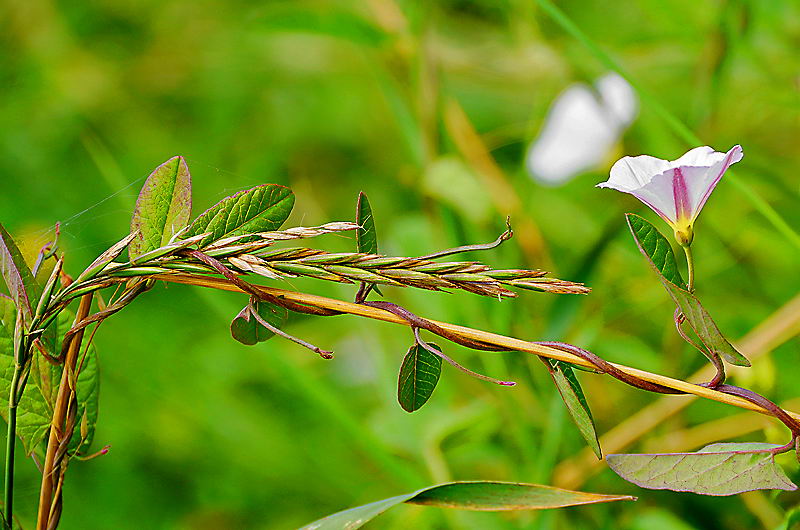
[186,184,294,247]
[607,442,797,496]
[0,222,40,322]
[626,214,749,367]
[546,360,601,459]
[301,481,635,529]
[129,156,192,259]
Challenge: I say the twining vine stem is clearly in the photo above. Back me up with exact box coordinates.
[154,272,800,424]
[36,293,94,530]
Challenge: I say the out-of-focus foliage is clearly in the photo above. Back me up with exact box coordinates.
[1,0,798,528]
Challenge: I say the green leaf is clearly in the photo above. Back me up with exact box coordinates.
[0,360,50,456]
[230,301,288,346]
[69,337,99,454]
[301,481,636,529]
[0,307,100,456]
[625,214,750,367]
[355,192,378,255]
[607,442,796,496]
[355,192,382,296]
[129,156,192,259]
[0,295,15,358]
[546,360,601,459]
[0,222,40,322]
[625,214,684,287]
[397,343,442,412]
[0,295,51,454]
[186,184,294,247]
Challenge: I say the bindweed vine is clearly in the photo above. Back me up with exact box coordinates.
[0,149,796,529]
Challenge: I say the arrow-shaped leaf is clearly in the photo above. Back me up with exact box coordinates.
[625,214,685,287]
[626,214,749,367]
[355,191,382,296]
[607,442,796,496]
[356,192,378,255]
[129,156,192,259]
[398,343,442,412]
[230,301,288,345]
[0,222,39,322]
[186,184,294,247]
[301,481,635,529]
[546,359,601,459]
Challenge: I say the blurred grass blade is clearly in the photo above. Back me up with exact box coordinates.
[607,443,797,495]
[301,481,635,529]
[129,156,192,259]
[536,0,800,251]
[397,342,442,412]
[230,301,288,345]
[259,6,387,46]
[186,184,294,247]
[626,214,749,367]
[777,506,800,530]
[546,359,601,459]
[0,222,40,321]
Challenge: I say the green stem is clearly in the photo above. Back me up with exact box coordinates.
[3,363,20,529]
[683,245,695,292]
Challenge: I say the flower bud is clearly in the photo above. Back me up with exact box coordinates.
[674,226,694,247]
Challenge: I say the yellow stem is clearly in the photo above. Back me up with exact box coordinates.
[154,272,800,422]
[36,294,93,530]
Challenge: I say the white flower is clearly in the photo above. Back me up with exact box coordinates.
[597,145,743,245]
[527,73,638,185]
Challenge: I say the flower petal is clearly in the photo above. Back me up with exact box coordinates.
[624,169,681,224]
[600,155,672,190]
[670,146,723,167]
[684,145,744,218]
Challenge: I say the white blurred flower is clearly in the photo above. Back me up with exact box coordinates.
[527,73,637,185]
[598,145,743,245]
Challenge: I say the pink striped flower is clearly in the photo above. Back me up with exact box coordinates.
[597,145,743,245]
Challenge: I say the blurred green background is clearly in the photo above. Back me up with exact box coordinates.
[2,0,799,528]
